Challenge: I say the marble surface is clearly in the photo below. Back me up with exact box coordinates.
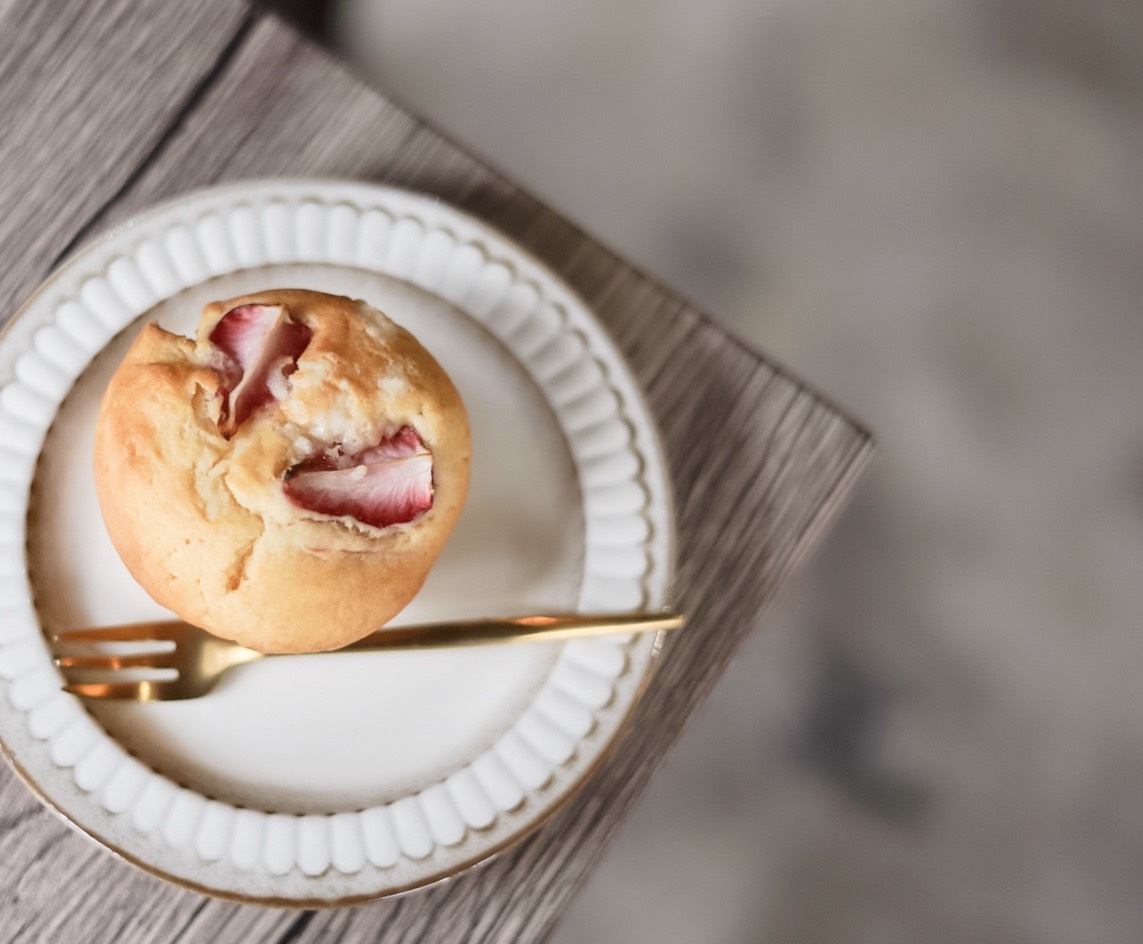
[333,0,1143,939]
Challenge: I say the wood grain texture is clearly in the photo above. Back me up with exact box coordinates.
[0,0,253,324]
[0,2,873,942]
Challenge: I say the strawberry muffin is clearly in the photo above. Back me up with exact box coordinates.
[93,289,471,653]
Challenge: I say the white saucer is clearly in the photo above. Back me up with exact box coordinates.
[0,180,674,903]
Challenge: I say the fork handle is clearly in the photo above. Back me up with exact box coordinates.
[336,611,684,652]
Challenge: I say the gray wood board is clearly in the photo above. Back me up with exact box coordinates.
[0,3,873,942]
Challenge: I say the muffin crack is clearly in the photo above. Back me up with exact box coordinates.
[223,521,265,593]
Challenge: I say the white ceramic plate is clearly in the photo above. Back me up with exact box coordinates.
[0,180,673,903]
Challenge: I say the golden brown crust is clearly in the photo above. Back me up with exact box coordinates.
[93,290,471,653]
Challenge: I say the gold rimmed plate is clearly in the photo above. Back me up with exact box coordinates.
[0,180,674,903]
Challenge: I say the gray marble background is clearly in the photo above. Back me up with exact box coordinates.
[328,1,1143,940]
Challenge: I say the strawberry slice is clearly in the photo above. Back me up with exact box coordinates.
[355,425,425,464]
[283,426,434,528]
[209,304,311,437]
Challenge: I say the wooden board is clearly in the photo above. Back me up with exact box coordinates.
[0,2,873,941]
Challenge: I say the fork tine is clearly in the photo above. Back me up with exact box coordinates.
[54,650,178,671]
[53,622,181,644]
[63,680,185,702]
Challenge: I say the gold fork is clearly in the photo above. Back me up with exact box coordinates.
[52,611,685,702]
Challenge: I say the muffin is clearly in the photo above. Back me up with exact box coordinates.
[93,289,470,653]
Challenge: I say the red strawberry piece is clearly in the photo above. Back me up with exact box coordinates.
[284,426,434,528]
[209,304,311,437]
[354,425,425,464]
